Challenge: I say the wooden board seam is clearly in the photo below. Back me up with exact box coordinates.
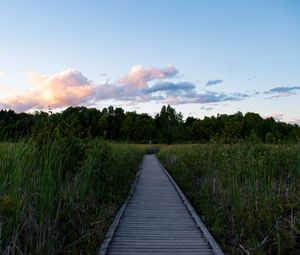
[156,155,224,255]
[98,156,144,255]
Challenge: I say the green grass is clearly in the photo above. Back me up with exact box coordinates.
[158,144,300,255]
[0,139,145,254]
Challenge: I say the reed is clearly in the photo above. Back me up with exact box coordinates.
[0,140,144,254]
[158,144,300,254]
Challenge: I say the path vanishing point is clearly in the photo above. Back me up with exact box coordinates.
[99,154,224,255]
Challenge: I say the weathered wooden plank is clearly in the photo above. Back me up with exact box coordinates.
[99,154,223,255]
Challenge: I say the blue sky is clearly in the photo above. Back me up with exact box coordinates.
[0,0,299,123]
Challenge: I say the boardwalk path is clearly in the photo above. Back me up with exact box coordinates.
[100,154,224,255]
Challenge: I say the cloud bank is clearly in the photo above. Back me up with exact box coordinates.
[145,82,195,93]
[265,86,300,98]
[118,65,178,87]
[270,86,300,93]
[1,69,94,112]
[205,79,223,86]
[0,65,250,112]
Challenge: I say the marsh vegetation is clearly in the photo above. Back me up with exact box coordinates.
[1,105,300,254]
[159,144,300,254]
[0,139,144,254]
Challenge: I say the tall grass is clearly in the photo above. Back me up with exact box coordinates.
[0,140,145,254]
[158,144,300,254]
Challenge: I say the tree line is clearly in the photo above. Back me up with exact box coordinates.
[0,105,299,143]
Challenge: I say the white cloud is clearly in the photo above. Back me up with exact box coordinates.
[0,65,251,112]
[118,65,178,87]
[1,69,94,112]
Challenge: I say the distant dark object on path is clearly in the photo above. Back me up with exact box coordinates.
[147,147,160,154]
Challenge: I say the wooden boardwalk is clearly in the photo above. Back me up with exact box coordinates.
[99,155,224,255]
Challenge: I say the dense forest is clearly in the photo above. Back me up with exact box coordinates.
[0,105,299,143]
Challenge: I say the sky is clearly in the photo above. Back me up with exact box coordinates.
[0,0,300,123]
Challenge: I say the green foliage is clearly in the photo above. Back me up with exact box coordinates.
[1,106,299,144]
[0,140,144,254]
[158,144,300,254]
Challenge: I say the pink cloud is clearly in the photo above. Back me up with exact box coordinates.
[1,69,94,112]
[118,65,177,87]
[162,96,181,105]
[0,65,179,112]
[0,65,250,112]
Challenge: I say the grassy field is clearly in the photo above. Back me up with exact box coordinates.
[158,144,300,255]
[0,139,145,254]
